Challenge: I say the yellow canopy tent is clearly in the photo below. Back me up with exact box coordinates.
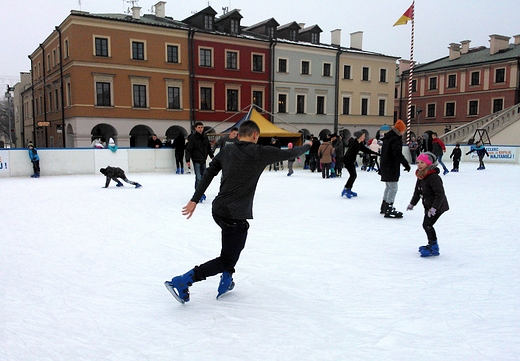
[213,107,303,146]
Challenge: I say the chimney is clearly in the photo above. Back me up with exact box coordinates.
[132,6,141,20]
[155,1,166,18]
[448,43,461,60]
[350,31,363,50]
[514,34,520,45]
[331,29,341,46]
[460,40,471,54]
[489,34,510,55]
[298,23,306,29]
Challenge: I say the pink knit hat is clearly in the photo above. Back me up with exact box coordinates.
[417,152,436,166]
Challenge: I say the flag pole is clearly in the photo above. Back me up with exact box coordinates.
[406,0,415,143]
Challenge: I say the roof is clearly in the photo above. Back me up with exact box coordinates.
[415,44,520,73]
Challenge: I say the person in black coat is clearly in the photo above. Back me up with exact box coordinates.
[379,119,411,218]
[172,133,187,174]
[100,166,141,188]
[185,122,214,200]
[165,120,312,303]
[450,143,462,172]
[341,131,379,198]
[406,152,449,257]
[148,134,163,148]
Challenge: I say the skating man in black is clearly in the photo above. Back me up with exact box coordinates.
[165,120,312,303]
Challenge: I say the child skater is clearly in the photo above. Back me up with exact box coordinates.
[406,152,449,257]
[100,166,142,188]
[287,142,296,176]
[28,142,40,178]
[450,143,462,172]
[466,140,489,170]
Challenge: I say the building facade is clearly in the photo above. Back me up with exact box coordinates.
[21,2,398,148]
[395,34,520,138]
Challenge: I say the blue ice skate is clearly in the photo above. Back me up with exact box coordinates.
[419,244,440,257]
[164,269,195,304]
[216,272,235,299]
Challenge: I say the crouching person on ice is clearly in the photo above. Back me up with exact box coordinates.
[100,166,142,188]
[165,120,312,304]
[406,152,449,257]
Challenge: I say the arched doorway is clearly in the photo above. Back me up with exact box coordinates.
[129,125,154,147]
[91,123,118,146]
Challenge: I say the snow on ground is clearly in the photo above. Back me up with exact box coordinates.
[2,162,520,360]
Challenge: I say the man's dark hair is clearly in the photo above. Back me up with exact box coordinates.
[239,120,260,137]
[231,127,239,132]
[432,132,438,137]
[194,121,204,127]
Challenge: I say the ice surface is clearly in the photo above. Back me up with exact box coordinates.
[2,163,520,360]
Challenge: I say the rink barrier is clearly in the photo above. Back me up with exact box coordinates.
[0,145,519,178]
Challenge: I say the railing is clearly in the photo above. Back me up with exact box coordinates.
[441,104,520,145]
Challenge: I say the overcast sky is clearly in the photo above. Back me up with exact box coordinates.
[1,0,518,91]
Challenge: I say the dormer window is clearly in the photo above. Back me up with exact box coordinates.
[204,15,213,30]
[267,26,275,38]
[289,29,297,41]
[230,19,239,34]
[311,33,319,44]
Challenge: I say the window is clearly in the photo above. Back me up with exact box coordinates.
[204,15,213,30]
[167,45,179,63]
[427,104,436,118]
[96,82,111,106]
[64,39,69,58]
[361,98,369,115]
[448,74,457,88]
[289,29,297,41]
[54,88,59,109]
[468,100,479,116]
[132,41,145,60]
[230,19,239,34]
[495,68,505,83]
[362,67,370,81]
[445,102,455,117]
[379,69,387,83]
[342,97,350,115]
[252,54,263,72]
[323,63,331,77]
[226,51,238,70]
[470,71,480,86]
[343,65,351,79]
[278,58,287,73]
[378,99,385,116]
[267,26,275,38]
[200,48,212,67]
[133,84,147,108]
[316,96,325,114]
[493,98,504,113]
[278,94,287,113]
[47,54,51,71]
[95,37,109,57]
[253,91,263,109]
[296,95,305,113]
[226,89,239,111]
[66,82,71,107]
[410,105,416,119]
[311,33,319,44]
[52,49,57,67]
[429,77,437,90]
[301,61,310,75]
[168,87,180,109]
[200,87,212,110]
[411,79,417,92]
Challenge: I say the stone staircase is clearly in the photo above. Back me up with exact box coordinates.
[440,103,520,145]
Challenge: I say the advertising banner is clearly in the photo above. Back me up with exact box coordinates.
[0,150,9,174]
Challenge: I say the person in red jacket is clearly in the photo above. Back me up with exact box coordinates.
[431,132,449,175]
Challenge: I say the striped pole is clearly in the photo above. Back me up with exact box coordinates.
[406,0,415,143]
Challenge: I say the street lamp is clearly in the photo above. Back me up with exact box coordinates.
[5,85,14,148]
